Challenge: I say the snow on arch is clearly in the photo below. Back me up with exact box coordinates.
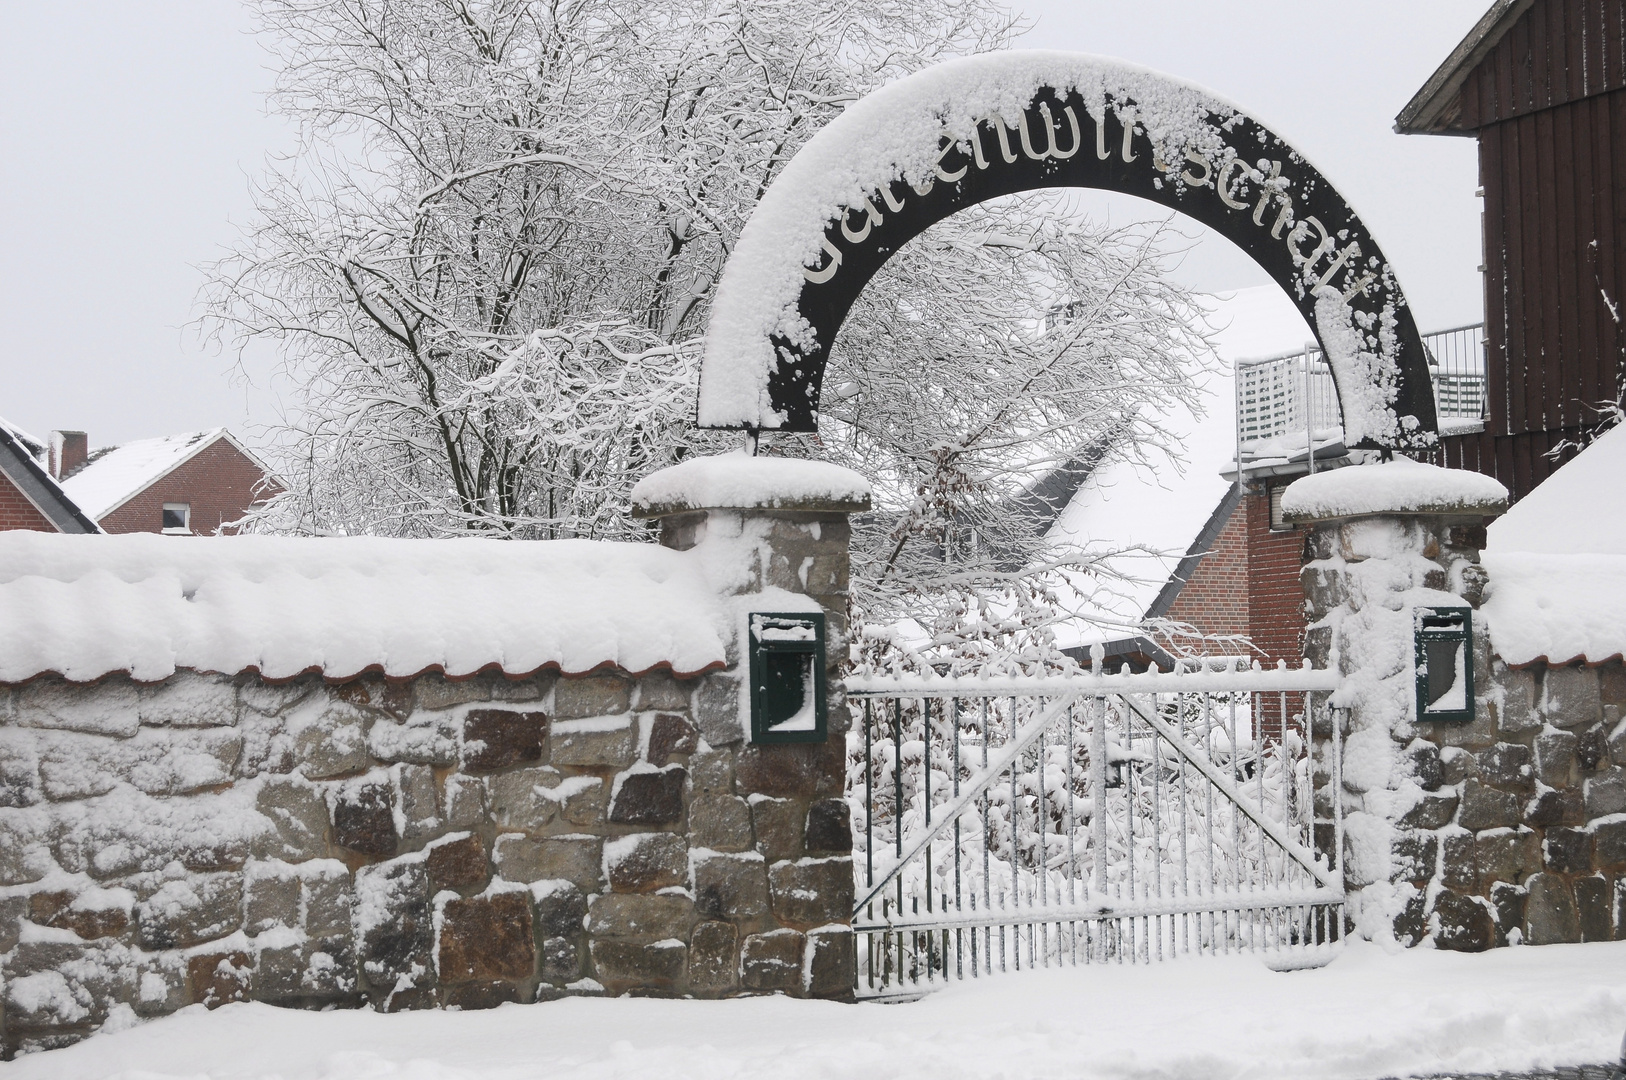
[698,50,1438,449]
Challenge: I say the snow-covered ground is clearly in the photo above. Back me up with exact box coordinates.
[17,940,1626,1080]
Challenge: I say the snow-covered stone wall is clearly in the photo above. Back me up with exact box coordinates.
[1292,463,1625,951]
[0,457,866,1057]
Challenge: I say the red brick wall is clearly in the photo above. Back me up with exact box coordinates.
[1165,504,1250,637]
[0,473,57,531]
[98,439,281,535]
[1243,486,1309,665]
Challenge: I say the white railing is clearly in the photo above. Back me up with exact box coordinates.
[1235,323,1486,461]
[846,658,1345,997]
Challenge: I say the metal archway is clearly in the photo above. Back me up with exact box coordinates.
[698,53,1437,450]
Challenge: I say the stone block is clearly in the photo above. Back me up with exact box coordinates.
[444,774,486,828]
[1391,831,1437,883]
[1524,872,1581,945]
[414,674,492,710]
[15,677,139,737]
[354,857,434,992]
[693,675,744,748]
[741,929,804,992]
[1405,741,1443,791]
[606,833,689,893]
[690,748,735,795]
[426,833,488,892]
[635,673,694,712]
[1577,722,1608,772]
[493,834,602,891]
[188,951,252,1008]
[1534,729,1579,788]
[553,675,631,719]
[586,893,695,940]
[332,779,398,858]
[805,927,855,998]
[1474,742,1532,790]
[532,881,588,938]
[397,764,440,840]
[646,712,701,767]
[305,865,357,943]
[0,731,40,809]
[1490,881,1527,945]
[1608,707,1626,762]
[29,888,129,940]
[1576,875,1613,943]
[461,709,547,773]
[238,677,317,718]
[1523,786,1585,828]
[609,766,686,825]
[540,936,580,983]
[1474,827,1539,889]
[438,891,535,982]
[252,942,309,1001]
[443,980,522,1010]
[3,966,95,1033]
[295,702,371,780]
[331,677,414,720]
[751,796,803,860]
[687,920,738,993]
[805,799,852,854]
[138,673,239,727]
[1400,792,1458,830]
[1431,890,1493,952]
[244,865,301,934]
[551,715,636,768]
[252,777,329,862]
[688,794,753,853]
[1543,827,1592,875]
[0,894,26,952]
[1584,767,1626,817]
[1490,666,1539,735]
[133,956,189,1017]
[1439,829,1477,892]
[539,772,606,828]
[1458,779,1518,830]
[736,738,844,799]
[1438,746,1475,786]
[1593,817,1626,869]
[589,939,685,989]
[693,852,769,920]
[368,715,458,767]
[136,872,243,949]
[487,766,558,832]
[1543,666,1602,729]
[769,857,853,929]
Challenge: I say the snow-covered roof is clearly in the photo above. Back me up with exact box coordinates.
[0,532,727,684]
[60,428,244,520]
[1048,286,1312,648]
[0,416,45,459]
[1481,422,1626,665]
[0,415,99,535]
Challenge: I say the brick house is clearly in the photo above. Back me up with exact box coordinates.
[54,428,281,535]
[0,417,98,533]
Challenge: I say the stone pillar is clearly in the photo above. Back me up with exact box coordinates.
[1285,459,1508,948]
[630,453,870,998]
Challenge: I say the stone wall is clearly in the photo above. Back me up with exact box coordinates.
[1300,509,1626,950]
[0,498,858,1057]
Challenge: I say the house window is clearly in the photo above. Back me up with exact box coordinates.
[1267,482,1294,531]
[161,503,191,534]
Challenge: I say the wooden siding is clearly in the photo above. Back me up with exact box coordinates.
[1461,0,1626,127]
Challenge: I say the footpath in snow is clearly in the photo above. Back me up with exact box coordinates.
[14,940,1626,1080]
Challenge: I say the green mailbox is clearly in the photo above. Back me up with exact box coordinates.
[1414,606,1474,725]
[748,611,827,744]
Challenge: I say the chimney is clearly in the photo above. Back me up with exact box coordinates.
[50,431,87,479]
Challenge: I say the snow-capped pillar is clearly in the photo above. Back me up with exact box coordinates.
[1283,459,1509,948]
[629,453,871,998]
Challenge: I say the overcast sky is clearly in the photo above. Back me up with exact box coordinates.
[0,1,1491,447]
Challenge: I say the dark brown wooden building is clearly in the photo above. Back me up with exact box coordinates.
[1398,0,1626,502]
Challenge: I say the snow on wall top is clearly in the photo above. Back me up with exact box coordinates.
[1481,553,1626,666]
[1280,458,1508,522]
[630,452,871,517]
[0,532,727,684]
[699,51,1237,429]
[61,429,227,520]
[1488,422,1626,555]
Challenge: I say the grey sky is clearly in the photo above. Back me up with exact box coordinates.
[0,1,1490,447]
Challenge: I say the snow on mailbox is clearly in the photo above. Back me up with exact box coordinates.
[748,612,827,744]
[1414,606,1474,724]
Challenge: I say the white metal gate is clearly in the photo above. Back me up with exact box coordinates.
[845,658,1345,998]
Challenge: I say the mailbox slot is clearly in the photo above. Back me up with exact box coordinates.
[748,612,827,744]
[1414,606,1474,725]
